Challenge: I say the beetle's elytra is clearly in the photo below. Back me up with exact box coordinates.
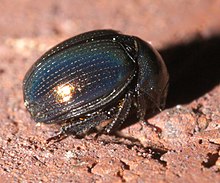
[23,30,169,138]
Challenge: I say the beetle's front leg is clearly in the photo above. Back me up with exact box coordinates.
[135,84,148,122]
[103,91,133,134]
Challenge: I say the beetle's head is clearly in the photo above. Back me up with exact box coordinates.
[135,37,169,111]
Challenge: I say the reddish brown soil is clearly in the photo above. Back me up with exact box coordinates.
[0,1,220,182]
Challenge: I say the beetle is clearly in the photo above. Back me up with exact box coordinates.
[23,30,169,139]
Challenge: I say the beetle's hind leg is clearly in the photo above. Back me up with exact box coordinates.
[46,110,110,142]
[63,111,111,137]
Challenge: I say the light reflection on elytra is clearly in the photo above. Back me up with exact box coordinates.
[54,83,76,103]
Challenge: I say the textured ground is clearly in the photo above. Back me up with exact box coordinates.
[0,1,220,182]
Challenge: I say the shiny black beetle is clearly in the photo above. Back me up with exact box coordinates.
[23,30,169,138]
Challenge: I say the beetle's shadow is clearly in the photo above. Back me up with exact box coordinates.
[161,34,220,108]
[119,34,220,131]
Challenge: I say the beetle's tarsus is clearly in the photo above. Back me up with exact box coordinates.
[143,120,162,133]
[46,131,68,143]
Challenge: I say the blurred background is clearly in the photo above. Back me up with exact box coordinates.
[1,0,220,46]
[0,1,220,182]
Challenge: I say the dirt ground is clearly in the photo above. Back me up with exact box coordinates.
[0,1,220,182]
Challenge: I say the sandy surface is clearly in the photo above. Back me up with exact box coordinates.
[0,1,220,182]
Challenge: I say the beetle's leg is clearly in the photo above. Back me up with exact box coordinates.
[135,85,147,121]
[135,86,162,133]
[46,111,110,142]
[103,91,132,134]
[62,111,111,137]
[142,120,162,133]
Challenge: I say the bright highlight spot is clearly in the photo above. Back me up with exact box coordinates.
[55,84,75,103]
